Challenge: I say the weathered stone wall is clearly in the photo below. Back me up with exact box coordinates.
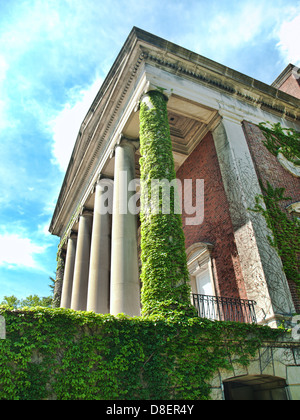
[243,121,300,313]
[210,339,300,400]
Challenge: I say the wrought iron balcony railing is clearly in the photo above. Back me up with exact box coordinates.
[191,294,257,324]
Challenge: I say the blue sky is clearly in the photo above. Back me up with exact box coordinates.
[0,0,299,302]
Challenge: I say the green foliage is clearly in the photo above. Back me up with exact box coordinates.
[0,307,281,400]
[252,122,300,293]
[251,181,300,291]
[139,90,193,317]
[258,122,300,165]
[1,295,53,309]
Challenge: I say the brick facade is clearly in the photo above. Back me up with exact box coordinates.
[177,124,300,312]
[242,121,300,312]
[177,132,247,300]
[277,73,300,99]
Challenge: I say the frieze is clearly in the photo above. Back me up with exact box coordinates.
[141,48,299,122]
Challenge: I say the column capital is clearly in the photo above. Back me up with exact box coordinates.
[79,207,93,218]
[117,134,139,150]
[136,88,169,112]
[217,104,244,126]
[68,230,78,240]
[110,134,139,158]
[95,175,114,188]
[142,81,171,100]
[109,133,140,159]
[134,84,171,112]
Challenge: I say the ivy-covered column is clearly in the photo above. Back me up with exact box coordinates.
[52,251,65,308]
[139,90,193,317]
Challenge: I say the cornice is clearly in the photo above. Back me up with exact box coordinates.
[272,64,300,89]
[49,49,145,237]
[140,47,300,122]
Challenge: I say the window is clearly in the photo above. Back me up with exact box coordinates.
[196,267,213,296]
[186,242,215,296]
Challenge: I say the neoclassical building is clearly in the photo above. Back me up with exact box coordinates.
[49,27,300,329]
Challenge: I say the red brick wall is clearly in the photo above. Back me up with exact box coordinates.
[176,132,247,300]
[243,121,300,213]
[278,74,300,99]
[243,121,300,312]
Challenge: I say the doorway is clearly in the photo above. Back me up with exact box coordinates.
[223,375,289,400]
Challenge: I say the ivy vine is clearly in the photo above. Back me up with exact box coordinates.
[258,122,300,165]
[139,90,194,317]
[251,181,300,293]
[0,307,281,400]
[252,122,300,294]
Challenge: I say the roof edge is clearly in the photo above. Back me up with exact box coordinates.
[272,63,300,89]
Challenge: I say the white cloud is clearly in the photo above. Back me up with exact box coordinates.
[0,55,8,87]
[49,77,103,172]
[209,3,265,49]
[0,56,17,130]
[277,14,300,66]
[0,231,48,271]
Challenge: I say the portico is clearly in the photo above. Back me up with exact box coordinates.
[49,28,299,325]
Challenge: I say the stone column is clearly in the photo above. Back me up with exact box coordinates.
[60,233,77,309]
[212,114,295,326]
[110,137,140,316]
[139,90,192,317]
[87,178,113,314]
[52,251,65,308]
[70,210,93,311]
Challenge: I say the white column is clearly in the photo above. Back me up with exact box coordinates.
[212,114,295,326]
[70,210,93,311]
[110,138,140,316]
[60,233,77,308]
[87,178,113,314]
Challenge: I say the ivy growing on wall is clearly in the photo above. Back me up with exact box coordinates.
[1,109,296,401]
[252,122,300,293]
[258,122,300,165]
[251,181,300,292]
[139,90,194,317]
[0,307,281,400]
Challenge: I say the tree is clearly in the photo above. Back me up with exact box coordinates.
[0,295,20,309]
[1,294,52,309]
[0,275,55,309]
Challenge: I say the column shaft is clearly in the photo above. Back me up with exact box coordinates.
[212,116,295,326]
[60,234,77,309]
[87,179,113,313]
[110,139,140,316]
[70,211,93,311]
[53,253,65,308]
[139,90,192,316]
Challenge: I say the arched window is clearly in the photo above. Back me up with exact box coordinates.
[186,242,257,323]
[186,242,215,296]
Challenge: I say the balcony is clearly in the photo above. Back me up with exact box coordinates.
[192,294,257,324]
